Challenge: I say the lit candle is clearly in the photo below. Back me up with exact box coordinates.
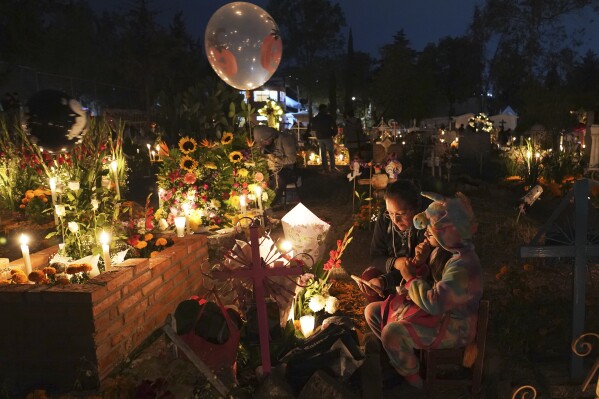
[174,216,186,237]
[182,202,191,234]
[146,143,152,161]
[254,186,263,212]
[299,315,315,337]
[99,230,111,271]
[240,194,247,214]
[19,234,32,276]
[280,239,293,258]
[49,177,58,225]
[110,160,120,200]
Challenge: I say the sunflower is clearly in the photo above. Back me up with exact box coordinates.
[229,151,243,163]
[180,156,198,172]
[221,132,234,145]
[178,137,198,154]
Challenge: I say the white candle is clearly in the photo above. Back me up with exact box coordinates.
[254,186,263,212]
[174,216,186,237]
[182,202,191,234]
[300,315,315,337]
[280,239,293,258]
[147,143,152,161]
[240,194,247,214]
[49,177,58,225]
[99,231,111,271]
[19,234,32,276]
[110,161,120,200]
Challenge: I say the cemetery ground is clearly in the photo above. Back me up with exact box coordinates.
[2,164,599,398]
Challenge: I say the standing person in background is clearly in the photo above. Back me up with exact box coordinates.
[343,109,364,160]
[311,104,336,173]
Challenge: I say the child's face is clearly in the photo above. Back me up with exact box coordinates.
[424,227,440,247]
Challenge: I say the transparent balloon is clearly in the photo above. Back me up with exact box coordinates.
[205,2,283,90]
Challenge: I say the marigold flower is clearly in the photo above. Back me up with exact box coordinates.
[144,233,154,241]
[0,279,9,285]
[43,267,56,276]
[180,156,198,172]
[221,132,234,145]
[178,137,198,154]
[66,265,81,274]
[229,151,243,163]
[58,276,70,285]
[522,263,534,272]
[80,263,92,272]
[155,237,168,246]
[28,270,45,283]
[135,241,148,249]
[237,168,249,178]
[12,273,28,284]
[150,251,160,258]
[25,190,35,199]
[19,204,26,209]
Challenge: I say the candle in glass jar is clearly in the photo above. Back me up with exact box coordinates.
[19,234,32,276]
[299,315,315,337]
[174,216,186,237]
[240,194,247,214]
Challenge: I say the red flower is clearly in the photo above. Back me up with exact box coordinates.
[127,234,140,246]
[184,173,196,184]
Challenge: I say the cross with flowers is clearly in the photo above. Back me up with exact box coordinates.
[211,218,303,376]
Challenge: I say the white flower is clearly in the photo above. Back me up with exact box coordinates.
[158,218,169,230]
[211,199,221,209]
[308,294,326,313]
[90,198,99,211]
[261,192,268,201]
[324,296,339,314]
[55,204,66,217]
[67,221,79,233]
[67,181,80,191]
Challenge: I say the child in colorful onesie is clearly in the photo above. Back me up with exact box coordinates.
[364,191,482,388]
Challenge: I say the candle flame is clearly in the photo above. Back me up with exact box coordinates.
[19,234,30,246]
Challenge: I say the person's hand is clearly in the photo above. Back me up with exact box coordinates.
[413,240,432,265]
[394,257,416,281]
[357,277,384,299]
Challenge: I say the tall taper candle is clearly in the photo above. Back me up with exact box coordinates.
[19,234,32,276]
[240,194,247,214]
[99,230,111,271]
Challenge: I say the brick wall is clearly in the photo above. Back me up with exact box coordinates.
[0,235,209,393]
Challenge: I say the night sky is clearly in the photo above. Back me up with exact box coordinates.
[90,0,599,56]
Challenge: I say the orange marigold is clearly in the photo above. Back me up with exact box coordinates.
[155,238,168,246]
[522,263,534,272]
[12,273,28,284]
[43,267,56,275]
[144,233,154,241]
[58,276,70,285]
[66,265,81,274]
[135,241,148,249]
[28,270,45,283]
[150,251,160,258]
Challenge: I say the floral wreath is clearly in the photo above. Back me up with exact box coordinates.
[468,113,493,133]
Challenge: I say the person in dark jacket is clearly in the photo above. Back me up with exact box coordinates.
[359,180,428,300]
[310,104,337,173]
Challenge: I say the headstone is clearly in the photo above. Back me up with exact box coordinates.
[298,370,360,399]
[254,366,296,399]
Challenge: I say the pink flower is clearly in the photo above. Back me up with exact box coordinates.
[233,182,239,188]
[254,172,264,182]
[184,172,196,184]
[161,190,172,201]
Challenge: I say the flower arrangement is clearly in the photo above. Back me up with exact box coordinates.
[127,232,174,258]
[293,226,354,319]
[468,113,494,133]
[19,188,53,224]
[258,99,284,129]
[155,131,274,230]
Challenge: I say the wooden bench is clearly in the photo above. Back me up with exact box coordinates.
[419,299,490,393]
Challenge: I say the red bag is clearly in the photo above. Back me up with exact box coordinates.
[179,295,241,370]
[380,292,442,330]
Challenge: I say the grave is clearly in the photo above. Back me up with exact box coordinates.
[0,235,209,392]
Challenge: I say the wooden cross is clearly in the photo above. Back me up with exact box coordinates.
[520,178,599,378]
[212,218,303,376]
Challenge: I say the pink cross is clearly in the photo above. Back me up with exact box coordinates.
[212,219,303,376]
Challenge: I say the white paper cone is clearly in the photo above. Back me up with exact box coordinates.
[281,203,330,262]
